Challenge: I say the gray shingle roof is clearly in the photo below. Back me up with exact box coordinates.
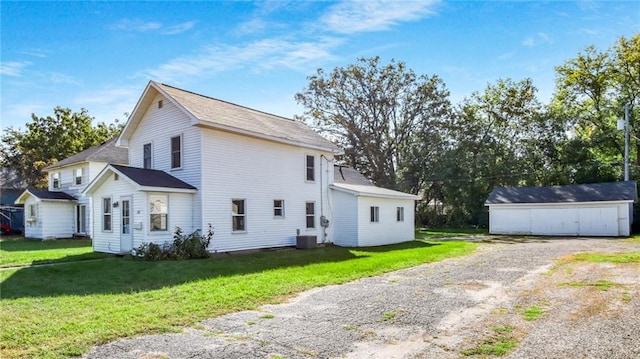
[155,82,340,152]
[26,190,77,201]
[334,165,374,186]
[111,165,196,190]
[46,139,128,170]
[486,181,638,204]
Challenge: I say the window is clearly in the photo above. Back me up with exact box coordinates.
[158,100,163,109]
[28,204,37,218]
[306,202,315,228]
[149,194,168,231]
[232,199,246,231]
[370,206,379,223]
[114,173,119,181]
[397,207,405,222]
[52,172,60,189]
[274,199,284,217]
[102,198,112,231]
[143,143,152,169]
[74,168,83,185]
[306,155,315,181]
[171,135,182,169]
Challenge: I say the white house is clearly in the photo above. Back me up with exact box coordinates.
[485,181,637,237]
[83,81,418,254]
[15,139,128,239]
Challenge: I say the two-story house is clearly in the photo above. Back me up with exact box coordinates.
[83,81,417,254]
[15,139,128,239]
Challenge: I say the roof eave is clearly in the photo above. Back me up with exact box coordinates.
[485,199,636,206]
[140,186,197,193]
[329,184,419,200]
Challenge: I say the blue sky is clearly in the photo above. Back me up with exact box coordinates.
[1,1,638,130]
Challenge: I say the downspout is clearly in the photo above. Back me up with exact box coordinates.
[320,154,330,243]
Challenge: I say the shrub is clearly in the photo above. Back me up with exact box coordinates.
[133,224,214,260]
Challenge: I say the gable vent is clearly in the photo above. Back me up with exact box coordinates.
[158,100,163,109]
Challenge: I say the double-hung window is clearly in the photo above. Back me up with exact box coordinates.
[305,155,315,182]
[232,199,246,231]
[171,135,182,169]
[274,200,284,217]
[149,194,168,231]
[305,202,315,228]
[74,168,83,185]
[143,143,152,169]
[102,198,112,231]
[52,172,60,189]
[370,206,379,223]
[397,207,405,222]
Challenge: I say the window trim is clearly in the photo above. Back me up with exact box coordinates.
[305,154,315,182]
[232,199,246,232]
[396,207,405,222]
[52,172,61,189]
[149,194,168,232]
[143,142,153,169]
[273,199,285,218]
[370,206,380,223]
[74,167,83,186]
[305,201,315,229]
[170,134,183,170]
[102,197,112,232]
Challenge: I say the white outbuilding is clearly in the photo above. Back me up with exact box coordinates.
[486,181,637,237]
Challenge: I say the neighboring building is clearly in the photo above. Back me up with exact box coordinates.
[1,188,24,234]
[83,81,418,254]
[14,139,128,239]
[485,181,637,237]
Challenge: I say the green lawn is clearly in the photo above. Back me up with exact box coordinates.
[415,227,487,239]
[0,239,478,358]
[0,238,111,268]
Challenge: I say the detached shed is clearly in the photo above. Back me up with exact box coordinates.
[486,181,637,237]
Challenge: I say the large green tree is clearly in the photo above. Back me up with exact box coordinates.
[1,107,123,188]
[295,56,451,190]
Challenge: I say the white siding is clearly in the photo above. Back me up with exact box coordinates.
[331,190,358,247]
[40,201,75,238]
[199,128,334,252]
[489,208,532,235]
[23,196,42,239]
[356,196,415,247]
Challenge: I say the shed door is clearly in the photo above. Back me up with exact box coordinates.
[578,207,618,236]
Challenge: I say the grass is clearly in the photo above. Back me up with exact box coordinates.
[415,227,487,240]
[560,280,623,292]
[0,239,477,358]
[461,326,517,356]
[0,238,110,268]
[521,306,544,321]
[569,251,640,264]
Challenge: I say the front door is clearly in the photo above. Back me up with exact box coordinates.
[120,197,132,252]
[76,205,86,234]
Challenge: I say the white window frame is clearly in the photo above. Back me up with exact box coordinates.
[74,167,83,185]
[149,194,168,232]
[27,204,37,223]
[305,155,315,182]
[370,206,380,223]
[397,207,405,222]
[305,201,315,229]
[52,172,60,189]
[170,134,183,170]
[102,197,112,232]
[232,199,246,232]
[143,143,153,169]
[273,199,285,218]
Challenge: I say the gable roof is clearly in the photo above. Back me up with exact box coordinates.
[330,183,419,200]
[45,138,128,171]
[334,165,374,186]
[485,181,638,205]
[15,189,77,204]
[83,164,197,195]
[119,81,341,153]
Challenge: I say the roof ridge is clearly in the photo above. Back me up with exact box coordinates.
[157,82,297,124]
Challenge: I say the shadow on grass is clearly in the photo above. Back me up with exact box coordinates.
[0,241,443,300]
[0,238,92,252]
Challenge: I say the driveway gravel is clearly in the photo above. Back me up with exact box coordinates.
[84,237,640,359]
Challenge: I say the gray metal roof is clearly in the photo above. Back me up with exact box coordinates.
[334,165,374,186]
[486,181,638,204]
[111,165,196,190]
[45,138,128,170]
[155,82,340,153]
[330,183,419,200]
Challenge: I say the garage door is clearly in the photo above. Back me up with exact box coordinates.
[531,208,579,236]
[578,207,618,236]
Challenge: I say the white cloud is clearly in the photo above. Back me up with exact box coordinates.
[18,49,49,58]
[162,21,197,35]
[321,0,439,34]
[139,37,342,83]
[109,19,196,35]
[0,61,31,77]
[522,32,552,48]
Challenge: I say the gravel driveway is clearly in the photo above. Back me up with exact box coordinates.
[85,238,640,359]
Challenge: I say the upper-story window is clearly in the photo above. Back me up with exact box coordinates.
[74,168,83,185]
[52,172,60,189]
[143,143,152,169]
[171,135,182,169]
[305,155,315,182]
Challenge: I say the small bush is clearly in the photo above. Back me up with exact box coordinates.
[133,224,214,260]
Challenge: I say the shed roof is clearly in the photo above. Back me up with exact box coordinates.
[110,165,197,191]
[334,165,374,186]
[15,189,77,204]
[45,138,128,170]
[485,181,638,205]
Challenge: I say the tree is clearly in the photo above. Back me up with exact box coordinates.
[295,56,451,190]
[0,107,123,188]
